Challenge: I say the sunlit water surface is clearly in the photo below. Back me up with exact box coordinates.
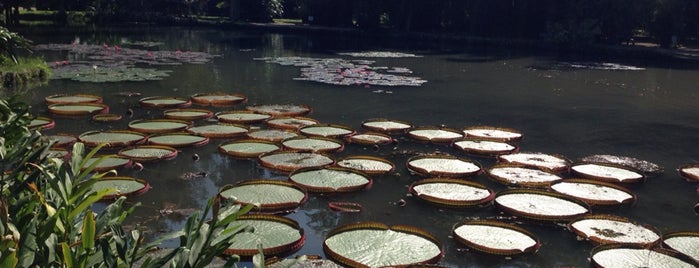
[19,27,699,267]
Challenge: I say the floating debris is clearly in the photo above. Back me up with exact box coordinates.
[255,56,427,87]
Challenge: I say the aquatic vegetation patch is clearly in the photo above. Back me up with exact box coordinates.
[255,56,427,87]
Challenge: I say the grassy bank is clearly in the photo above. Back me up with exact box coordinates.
[0,56,50,92]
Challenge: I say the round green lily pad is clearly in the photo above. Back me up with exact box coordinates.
[29,116,55,130]
[299,124,355,138]
[219,180,308,212]
[266,117,319,130]
[494,189,590,223]
[191,92,247,107]
[163,108,214,121]
[409,178,494,208]
[78,130,147,148]
[462,126,522,142]
[139,96,192,109]
[118,145,178,162]
[361,118,412,134]
[128,119,190,134]
[246,104,312,116]
[568,214,661,246]
[335,155,394,176]
[289,167,371,193]
[282,137,344,153]
[48,103,109,116]
[407,154,481,178]
[45,94,103,105]
[147,132,209,148]
[408,126,464,144]
[246,129,299,142]
[453,220,540,256]
[591,244,697,268]
[186,123,249,138]
[218,139,281,159]
[224,214,304,257]
[216,110,272,124]
[259,151,334,174]
[92,176,150,200]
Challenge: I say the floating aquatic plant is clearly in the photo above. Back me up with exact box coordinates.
[255,56,427,87]
[336,51,422,58]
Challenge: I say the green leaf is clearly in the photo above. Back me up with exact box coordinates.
[187,224,210,267]
[0,249,19,268]
[61,242,74,268]
[81,211,96,251]
[68,189,112,220]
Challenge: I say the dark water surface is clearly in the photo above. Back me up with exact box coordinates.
[21,27,699,267]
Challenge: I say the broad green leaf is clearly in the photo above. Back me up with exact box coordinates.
[219,185,305,206]
[68,189,112,219]
[61,242,74,268]
[81,211,96,251]
[0,249,19,268]
[187,224,210,266]
[226,219,302,252]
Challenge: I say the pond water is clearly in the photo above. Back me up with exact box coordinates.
[20,27,699,267]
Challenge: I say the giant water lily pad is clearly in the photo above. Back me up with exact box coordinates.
[462,126,523,142]
[186,123,248,138]
[45,93,103,105]
[92,113,122,122]
[48,103,109,116]
[300,124,355,138]
[42,133,76,148]
[591,244,697,268]
[335,156,395,176]
[550,179,636,208]
[128,119,190,134]
[259,151,334,174]
[408,127,464,144]
[139,96,191,109]
[92,176,150,200]
[29,116,55,130]
[266,117,319,130]
[191,92,247,107]
[219,180,308,212]
[345,132,393,145]
[78,130,147,148]
[486,164,563,188]
[497,152,571,173]
[662,232,699,263]
[568,214,661,246]
[82,155,132,172]
[409,178,494,208]
[580,154,663,176]
[163,108,213,121]
[147,132,209,148]
[246,104,312,116]
[453,138,518,157]
[678,164,699,182]
[217,110,272,124]
[361,118,412,134]
[118,145,178,162]
[282,137,344,153]
[218,139,281,159]
[494,189,589,223]
[224,214,304,257]
[323,222,442,267]
[289,167,371,193]
[453,220,540,256]
[571,163,644,185]
[407,154,481,178]
[246,129,299,142]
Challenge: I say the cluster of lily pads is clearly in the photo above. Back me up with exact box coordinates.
[31,91,699,268]
[255,56,427,87]
[34,43,219,82]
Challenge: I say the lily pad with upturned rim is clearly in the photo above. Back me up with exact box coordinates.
[406,154,481,178]
[335,155,395,176]
[281,136,344,153]
[163,108,214,121]
[462,126,523,142]
[218,139,281,159]
[580,154,663,177]
[48,103,109,116]
[408,126,464,144]
[494,189,590,223]
[186,123,249,138]
[344,132,393,145]
[409,178,494,208]
[549,178,637,208]
[217,110,272,124]
[92,113,123,122]
[118,145,178,162]
[299,124,355,138]
[486,164,563,188]
[678,164,699,182]
[128,119,190,134]
[266,117,319,130]
[590,244,697,268]
[92,176,150,200]
[78,130,147,148]
[497,152,571,173]
[45,93,103,105]
[42,133,76,148]
[571,163,645,185]
[452,220,540,256]
[147,132,209,148]
[246,129,299,142]
[191,92,247,107]
[82,155,132,172]
[219,180,308,213]
[361,118,412,134]
[662,232,699,263]
[289,167,371,193]
[29,116,55,130]
[567,214,661,246]
[453,138,518,158]
[323,222,443,268]
[259,151,334,174]
[223,214,305,257]
[246,104,312,116]
[139,96,192,109]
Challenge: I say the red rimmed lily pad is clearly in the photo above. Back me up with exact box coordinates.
[29,116,55,130]
[93,176,150,200]
[591,244,697,268]
[678,163,699,182]
[408,126,464,144]
[48,103,109,116]
[323,222,443,267]
[78,130,147,148]
[266,117,319,130]
[147,132,209,148]
[45,93,103,105]
[409,178,494,208]
[407,154,481,178]
[218,139,281,159]
[550,179,637,208]
[344,132,393,145]
[299,124,355,138]
[328,202,363,213]
[282,136,344,153]
[486,164,563,188]
[462,126,523,142]
[361,118,412,134]
[452,220,540,256]
[497,152,571,173]
[128,119,190,134]
[580,154,663,177]
[662,232,699,263]
[571,162,645,185]
[42,133,76,148]
[453,138,518,158]
[223,214,305,257]
[163,108,214,121]
[246,104,312,116]
[92,113,122,122]
[259,151,334,174]
[118,145,178,162]
[494,189,590,223]
[246,129,299,142]
[568,214,661,246]
[139,96,191,109]
[289,167,372,193]
[191,92,247,107]
[186,123,249,138]
[82,155,132,172]
[216,110,272,124]
[219,179,308,213]
[335,155,395,176]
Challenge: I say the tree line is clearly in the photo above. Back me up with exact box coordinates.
[2,0,698,47]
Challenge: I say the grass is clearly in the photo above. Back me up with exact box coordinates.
[0,56,51,90]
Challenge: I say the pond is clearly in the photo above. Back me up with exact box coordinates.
[20,27,699,267]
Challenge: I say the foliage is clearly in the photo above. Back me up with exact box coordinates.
[0,27,33,65]
[0,97,253,268]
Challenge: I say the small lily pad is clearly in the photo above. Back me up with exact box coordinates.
[246,129,299,142]
[361,118,412,134]
[217,110,272,124]
[45,94,103,105]
[282,137,344,153]
[118,145,178,162]
[259,151,334,174]
[335,155,394,176]
[78,130,147,148]
[163,108,214,121]
[299,124,355,138]
[218,139,281,159]
[139,96,191,109]
[48,103,109,116]
[92,176,150,200]
[191,92,247,107]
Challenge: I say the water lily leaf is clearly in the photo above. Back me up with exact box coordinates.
[259,152,334,174]
[453,220,539,256]
[568,214,661,246]
[224,215,304,257]
[78,130,147,148]
[219,180,307,212]
[147,133,209,148]
[662,232,699,263]
[289,167,370,193]
[591,244,696,268]
[91,177,150,200]
[218,139,280,159]
[550,179,636,208]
